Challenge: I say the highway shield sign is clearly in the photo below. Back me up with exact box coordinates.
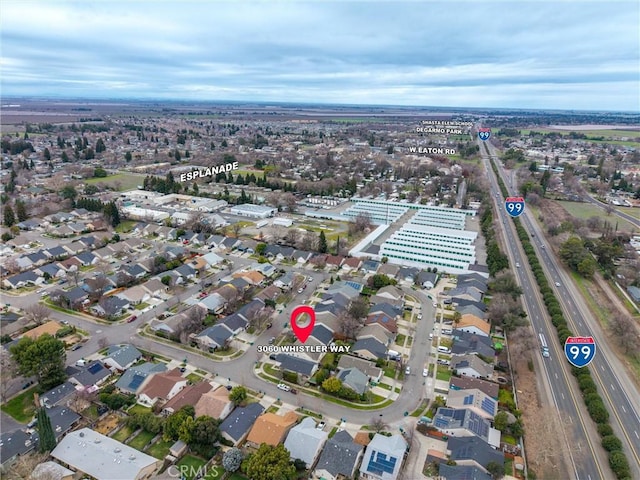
[505,197,525,217]
[478,128,491,141]
[564,336,596,368]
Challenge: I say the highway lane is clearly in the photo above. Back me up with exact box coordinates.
[480,150,606,480]
[485,142,640,479]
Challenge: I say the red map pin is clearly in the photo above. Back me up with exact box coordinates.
[290,305,315,343]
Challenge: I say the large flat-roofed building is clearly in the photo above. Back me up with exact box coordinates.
[351,197,476,216]
[407,208,467,230]
[341,202,409,225]
[379,224,477,274]
[51,428,160,480]
[228,204,277,219]
[121,205,170,222]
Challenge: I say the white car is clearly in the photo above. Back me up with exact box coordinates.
[429,333,433,340]
[405,366,411,375]
[432,302,437,308]
[555,282,561,287]
[423,368,429,377]
[417,314,422,320]
[297,288,304,294]
[277,383,291,392]
[516,262,520,268]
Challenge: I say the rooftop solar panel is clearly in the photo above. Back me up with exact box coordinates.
[463,394,474,405]
[481,397,496,415]
[87,363,103,374]
[128,373,145,390]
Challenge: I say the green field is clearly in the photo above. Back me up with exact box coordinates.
[1,386,38,423]
[146,438,172,459]
[616,207,640,220]
[558,201,635,231]
[176,455,208,480]
[112,425,135,443]
[85,173,144,191]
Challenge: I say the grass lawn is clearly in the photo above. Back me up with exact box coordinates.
[395,334,406,346]
[436,366,452,382]
[229,473,250,480]
[85,173,143,191]
[558,201,634,231]
[204,466,224,480]
[146,438,172,459]
[112,425,135,443]
[134,302,150,311]
[115,220,137,233]
[128,404,152,415]
[1,386,38,423]
[377,383,392,391]
[383,365,397,378]
[187,372,203,382]
[127,429,156,451]
[82,404,99,420]
[177,455,207,480]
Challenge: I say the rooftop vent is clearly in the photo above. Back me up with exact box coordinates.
[114,448,121,453]
[79,432,85,437]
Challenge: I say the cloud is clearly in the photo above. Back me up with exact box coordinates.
[1,0,638,110]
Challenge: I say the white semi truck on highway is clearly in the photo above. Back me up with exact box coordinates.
[539,333,550,358]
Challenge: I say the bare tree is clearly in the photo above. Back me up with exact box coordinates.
[300,231,317,251]
[609,315,640,356]
[4,258,20,274]
[97,337,109,349]
[337,312,363,340]
[284,228,300,247]
[69,388,97,413]
[5,451,51,480]
[369,415,388,433]
[24,304,51,325]
[178,306,207,344]
[85,275,110,301]
[0,349,16,402]
[231,223,242,238]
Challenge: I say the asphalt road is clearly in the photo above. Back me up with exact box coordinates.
[583,194,640,229]
[483,141,640,479]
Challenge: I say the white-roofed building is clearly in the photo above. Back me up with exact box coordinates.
[50,428,160,480]
[228,204,276,219]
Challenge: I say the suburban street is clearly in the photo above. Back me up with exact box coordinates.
[1,252,437,432]
[583,194,640,229]
[483,140,640,479]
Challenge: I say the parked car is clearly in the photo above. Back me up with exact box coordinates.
[423,368,429,377]
[405,366,411,375]
[22,381,34,390]
[297,288,304,294]
[317,421,326,430]
[277,383,291,392]
[290,388,298,395]
[127,315,138,323]
[268,337,275,345]
[71,344,83,351]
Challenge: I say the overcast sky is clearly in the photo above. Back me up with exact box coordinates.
[2,0,639,111]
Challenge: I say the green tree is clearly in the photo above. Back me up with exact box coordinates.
[36,407,57,452]
[601,435,623,452]
[4,204,16,226]
[60,185,77,206]
[178,415,195,444]
[161,275,172,286]
[10,334,67,391]
[256,243,267,255]
[43,147,51,161]
[189,416,221,457]
[486,461,505,480]
[242,443,296,480]
[321,377,342,394]
[318,231,328,253]
[493,411,509,432]
[125,151,132,162]
[103,201,121,227]
[229,386,248,406]
[94,167,108,177]
[163,405,194,441]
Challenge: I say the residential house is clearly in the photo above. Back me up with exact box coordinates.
[451,331,495,358]
[256,284,281,302]
[358,324,394,347]
[194,324,233,350]
[369,295,403,311]
[202,252,224,267]
[232,270,264,286]
[359,433,407,480]
[397,266,419,283]
[449,376,499,400]
[194,386,235,420]
[437,464,493,480]
[276,354,318,379]
[1,429,36,467]
[351,337,388,361]
[116,285,150,305]
[446,388,498,420]
[141,278,168,298]
[220,403,265,446]
[36,262,66,279]
[43,246,69,260]
[448,286,483,303]
[31,462,75,480]
[198,292,227,314]
[175,264,197,281]
[50,286,88,309]
[338,368,369,395]
[326,280,363,299]
[161,381,213,416]
[337,356,383,383]
[3,271,44,289]
[115,363,167,394]
[90,296,130,319]
[68,361,111,391]
[415,271,439,289]
[75,251,97,267]
[342,257,362,272]
[432,408,501,448]
[450,354,494,379]
[283,416,328,468]
[377,263,400,278]
[102,344,143,372]
[293,250,313,264]
[22,321,63,340]
[245,411,298,448]
[138,368,187,407]
[40,381,77,408]
[361,259,380,274]
[314,430,363,480]
[25,251,49,267]
[455,314,490,337]
[325,255,345,269]
[274,272,295,290]
[364,312,398,335]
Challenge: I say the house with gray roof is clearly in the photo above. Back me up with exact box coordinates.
[338,368,369,395]
[220,402,264,445]
[432,407,501,448]
[337,356,382,383]
[40,381,77,408]
[446,388,498,420]
[44,246,68,259]
[283,417,328,468]
[115,362,167,394]
[91,296,130,319]
[314,430,363,480]
[449,376,499,400]
[103,344,142,371]
[198,292,227,314]
[0,429,35,467]
[361,259,380,274]
[451,354,494,380]
[359,433,407,480]
[311,323,334,345]
[69,361,111,390]
[437,464,492,480]
[35,262,65,279]
[2,270,44,289]
[352,337,388,361]
[276,354,318,378]
[274,271,295,290]
[451,331,495,358]
[75,251,97,266]
[447,435,505,472]
[195,324,233,350]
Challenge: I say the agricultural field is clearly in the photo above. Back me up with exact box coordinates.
[558,201,635,232]
[85,173,144,191]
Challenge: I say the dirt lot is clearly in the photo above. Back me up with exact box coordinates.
[95,412,121,435]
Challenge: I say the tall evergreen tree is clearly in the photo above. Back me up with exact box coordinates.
[318,230,328,253]
[4,204,16,227]
[15,200,27,222]
[36,407,57,452]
